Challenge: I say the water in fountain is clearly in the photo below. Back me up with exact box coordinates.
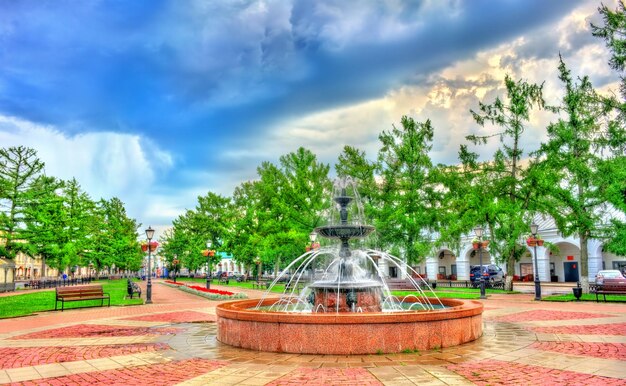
[255,177,443,313]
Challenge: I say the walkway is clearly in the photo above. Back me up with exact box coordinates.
[0,281,625,385]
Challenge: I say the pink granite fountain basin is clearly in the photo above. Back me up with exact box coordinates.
[216,297,483,354]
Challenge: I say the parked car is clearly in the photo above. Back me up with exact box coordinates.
[595,270,626,286]
[470,265,505,287]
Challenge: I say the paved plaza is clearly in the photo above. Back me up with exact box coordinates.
[0,282,625,385]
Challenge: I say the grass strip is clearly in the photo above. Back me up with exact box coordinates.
[0,279,143,319]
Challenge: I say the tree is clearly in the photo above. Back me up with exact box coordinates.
[462,75,545,290]
[93,197,142,277]
[228,181,263,275]
[535,58,622,291]
[375,117,442,264]
[23,176,65,277]
[335,146,380,248]
[0,146,45,259]
[255,148,331,273]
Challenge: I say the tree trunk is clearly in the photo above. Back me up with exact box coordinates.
[505,256,516,291]
[580,231,590,293]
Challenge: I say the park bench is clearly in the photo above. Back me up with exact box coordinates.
[127,279,142,299]
[592,283,626,302]
[55,285,110,311]
[218,276,230,285]
[284,281,306,292]
[252,280,270,290]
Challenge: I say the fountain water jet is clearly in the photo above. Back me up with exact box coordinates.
[216,177,483,354]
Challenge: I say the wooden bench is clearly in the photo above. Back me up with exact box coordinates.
[127,280,142,299]
[252,280,269,290]
[55,285,110,311]
[592,284,626,302]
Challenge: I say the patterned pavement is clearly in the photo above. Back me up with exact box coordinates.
[0,281,625,385]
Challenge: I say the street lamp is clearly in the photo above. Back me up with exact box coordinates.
[474,226,486,300]
[530,222,542,301]
[206,240,212,290]
[145,226,155,304]
[309,231,318,249]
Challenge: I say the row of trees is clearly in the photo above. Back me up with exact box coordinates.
[161,5,626,291]
[0,146,142,277]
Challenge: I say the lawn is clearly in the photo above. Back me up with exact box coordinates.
[0,279,143,319]
[543,293,626,302]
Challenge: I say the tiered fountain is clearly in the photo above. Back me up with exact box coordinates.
[216,178,483,354]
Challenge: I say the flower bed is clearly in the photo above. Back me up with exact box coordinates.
[163,280,246,300]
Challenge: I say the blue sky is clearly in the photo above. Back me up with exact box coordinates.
[0,0,619,238]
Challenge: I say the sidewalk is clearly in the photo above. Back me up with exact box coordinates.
[1,281,625,385]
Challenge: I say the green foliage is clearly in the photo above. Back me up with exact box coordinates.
[534,57,623,279]
[0,146,45,258]
[375,117,441,264]
[459,75,546,284]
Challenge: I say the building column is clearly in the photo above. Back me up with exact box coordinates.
[426,257,438,281]
[535,246,550,282]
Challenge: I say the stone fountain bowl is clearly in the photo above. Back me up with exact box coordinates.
[314,224,376,239]
[216,297,483,355]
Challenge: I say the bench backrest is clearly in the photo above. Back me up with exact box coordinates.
[57,285,104,298]
[598,284,626,291]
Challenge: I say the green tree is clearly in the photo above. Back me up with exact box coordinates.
[463,75,545,290]
[535,58,622,291]
[23,176,65,277]
[93,197,142,277]
[0,146,45,259]
[256,148,331,274]
[228,181,263,275]
[375,117,442,264]
[335,146,380,248]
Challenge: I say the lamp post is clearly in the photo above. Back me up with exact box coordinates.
[206,240,212,290]
[474,226,487,299]
[145,226,155,304]
[530,222,542,301]
[309,231,318,250]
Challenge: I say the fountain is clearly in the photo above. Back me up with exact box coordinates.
[216,177,483,354]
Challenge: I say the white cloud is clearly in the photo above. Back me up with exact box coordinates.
[0,115,174,230]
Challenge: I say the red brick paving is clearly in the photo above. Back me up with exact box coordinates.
[447,359,626,386]
[267,368,382,386]
[9,358,227,386]
[0,343,169,369]
[532,341,626,361]
[490,310,613,322]
[529,322,626,335]
[11,324,179,339]
[123,311,216,323]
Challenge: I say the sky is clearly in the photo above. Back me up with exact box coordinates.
[0,0,620,239]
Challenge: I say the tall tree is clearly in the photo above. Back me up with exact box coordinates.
[376,117,442,264]
[93,197,142,277]
[0,146,45,258]
[23,176,65,277]
[535,58,621,291]
[256,148,331,273]
[462,75,545,290]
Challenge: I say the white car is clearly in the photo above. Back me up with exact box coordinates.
[595,270,626,286]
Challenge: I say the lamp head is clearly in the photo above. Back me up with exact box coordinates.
[145,226,155,240]
[530,222,538,235]
[473,226,483,238]
[206,240,212,248]
[309,231,318,243]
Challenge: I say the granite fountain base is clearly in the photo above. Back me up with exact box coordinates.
[216,298,483,355]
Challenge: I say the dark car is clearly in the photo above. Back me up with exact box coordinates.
[470,265,505,287]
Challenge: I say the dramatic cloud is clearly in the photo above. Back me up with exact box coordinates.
[0,0,620,236]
